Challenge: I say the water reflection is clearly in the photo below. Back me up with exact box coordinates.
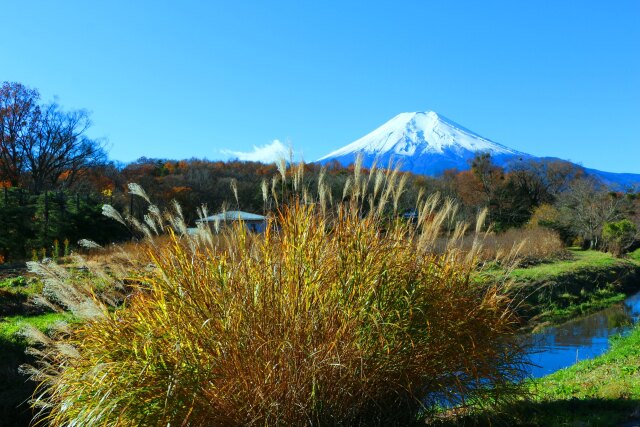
[526,291,640,378]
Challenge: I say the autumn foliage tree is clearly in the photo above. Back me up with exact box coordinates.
[0,82,40,187]
[0,81,105,193]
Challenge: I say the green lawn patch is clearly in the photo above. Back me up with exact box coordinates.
[534,325,640,400]
[0,312,72,343]
[0,276,43,297]
[0,277,47,318]
[0,312,74,427]
[628,247,640,263]
[522,324,640,426]
[477,249,640,329]
[433,324,640,426]
[0,276,29,288]
[509,249,624,282]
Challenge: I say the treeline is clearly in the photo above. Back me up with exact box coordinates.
[2,81,639,261]
[0,81,126,261]
[3,144,639,261]
[112,155,640,253]
[0,188,129,260]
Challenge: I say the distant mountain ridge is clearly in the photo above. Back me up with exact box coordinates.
[316,111,640,188]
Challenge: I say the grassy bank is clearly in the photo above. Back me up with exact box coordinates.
[435,323,640,426]
[524,323,640,426]
[0,275,74,427]
[0,312,72,427]
[452,248,640,425]
[483,248,640,329]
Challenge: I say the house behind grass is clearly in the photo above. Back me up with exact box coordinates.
[194,210,267,233]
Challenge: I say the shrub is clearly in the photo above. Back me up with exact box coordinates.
[436,226,566,266]
[602,219,637,257]
[528,204,559,229]
[481,226,567,266]
[24,163,526,426]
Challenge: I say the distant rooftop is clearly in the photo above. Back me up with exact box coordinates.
[196,210,266,223]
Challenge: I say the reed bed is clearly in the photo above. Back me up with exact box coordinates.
[478,227,566,266]
[435,226,566,267]
[23,160,527,426]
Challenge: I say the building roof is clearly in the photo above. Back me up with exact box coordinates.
[196,210,266,223]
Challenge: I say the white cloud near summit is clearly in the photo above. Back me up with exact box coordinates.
[222,140,290,163]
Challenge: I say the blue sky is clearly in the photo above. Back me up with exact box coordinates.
[2,1,639,172]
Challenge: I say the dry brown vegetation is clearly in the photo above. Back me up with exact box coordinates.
[22,160,527,426]
[433,226,566,268]
[478,226,567,266]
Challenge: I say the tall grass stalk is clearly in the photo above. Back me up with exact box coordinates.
[24,158,527,426]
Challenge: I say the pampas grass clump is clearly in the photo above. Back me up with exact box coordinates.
[24,161,526,426]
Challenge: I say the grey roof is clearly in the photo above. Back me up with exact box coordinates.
[196,210,266,223]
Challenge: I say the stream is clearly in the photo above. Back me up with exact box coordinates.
[525,290,640,378]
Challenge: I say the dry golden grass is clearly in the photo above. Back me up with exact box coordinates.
[478,227,567,266]
[23,160,527,426]
[435,226,566,267]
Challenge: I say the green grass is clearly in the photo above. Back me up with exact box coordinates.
[0,312,74,427]
[0,276,47,320]
[0,276,43,297]
[433,323,640,426]
[628,247,640,263]
[532,292,628,327]
[0,312,73,342]
[508,249,625,282]
[477,248,640,329]
[534,325,640,400]
[0,276,29,288]
[523,324,640,426]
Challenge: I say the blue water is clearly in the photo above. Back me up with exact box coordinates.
[526,290,640,378]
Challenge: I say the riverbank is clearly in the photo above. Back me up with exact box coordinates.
[525,321,640,426]
[434,249,640,425]
[434,321,640,426]
[487,248,640,331]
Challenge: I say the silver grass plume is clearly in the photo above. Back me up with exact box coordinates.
[197,204,209,221]
[127,183,151,204]
[373,170,385,199]
[293,162,304,192]
[144,214,160,235]
[342,176,352,201]
[277,158,287,182]
[261,179,269,204]
[303,188,310,206]
[77,239,102,249]
[230,179,239,205]
[393,173,408,213]
[353,154,363,190]
[318,169,327,216]
[271,175,280,205]
[171,200,188,235]
[475,207,488,234]
[102,205,126,227]
[366,158,378,188]
[127,214,152,239]
[148,204,163,226]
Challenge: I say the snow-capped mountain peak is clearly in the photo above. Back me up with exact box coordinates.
[317,111,519,162]
[315,111,640,188]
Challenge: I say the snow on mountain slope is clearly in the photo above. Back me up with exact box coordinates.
[318,111,521,162]
[316,111,532,176]
[315,111,640,188]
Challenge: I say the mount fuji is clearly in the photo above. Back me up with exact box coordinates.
[316,111,640,188]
